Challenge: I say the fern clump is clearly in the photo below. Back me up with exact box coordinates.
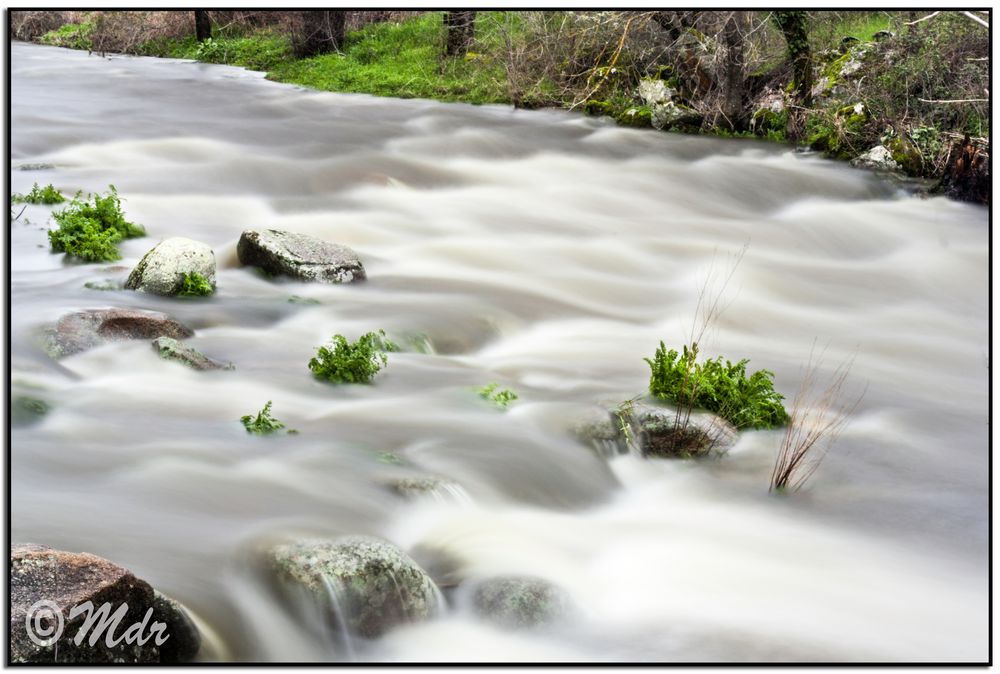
[645,342,789,429]
[478,382,518,409]
[241,400,291,435]
[48,186,145,262]
[12,183,65,205]
[177,271,214,297]
[308,330,393,384]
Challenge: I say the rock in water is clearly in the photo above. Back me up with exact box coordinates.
[45,308,194,358]
[10,544,200,663]
[237,229,365,284]
[125,237,216,296]
[851,145,900,172]
[268,536,439,639]
[151,337,229,371]
[470,576,569,629]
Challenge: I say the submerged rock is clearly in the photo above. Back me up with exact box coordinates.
[470,576,569,629]
[385,476,470,503]
[851,145,900,171]
[45,308,194,358]
[575,400,737,459]
[237,229,365,284]
[125,237,216,296]
[151,337,230,371]
[11,395,50,427]
[10,544,200,663]
[268,536,439,639]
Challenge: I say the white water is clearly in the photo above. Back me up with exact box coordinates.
[10,42,988,662]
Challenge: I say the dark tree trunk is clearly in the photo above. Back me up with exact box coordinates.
[935,135,990,204]
[773,11,813,107]
[719,11,751,130]
[194,11,211,42]
[444,11,476,57]
[299,11,346,58]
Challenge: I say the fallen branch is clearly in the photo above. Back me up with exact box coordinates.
[905,11,940,25]
[962,11,989,28]
[917,97,990,103]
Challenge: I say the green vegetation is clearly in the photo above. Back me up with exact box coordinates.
[645,342,789,430]
[267,14,507,104]
[144,31,293,72]
[48,186,145,262]
[40,19,93,50]
[12,183,65,205]
[478,382,518,409]
[177,271,214,297]
[241,400,295,435]
[309,330,393,384]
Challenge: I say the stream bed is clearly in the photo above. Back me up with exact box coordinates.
[9,42,989,662]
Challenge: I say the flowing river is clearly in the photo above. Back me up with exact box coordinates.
[9,42,989,662]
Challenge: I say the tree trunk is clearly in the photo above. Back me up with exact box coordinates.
[773,11,813,107]
[444,11,476,57]
[719,11,751,130]
[299,11,346,58]
[194,11,211,42]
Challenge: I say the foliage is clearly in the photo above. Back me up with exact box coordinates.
[40,20,94,50]
[48,186,145,262]
[240,400,290,435]
[177,271,214,297]
[309,330,392,384]
[478,382,518,409]
[645,342,789,429]
[12,183,65,205]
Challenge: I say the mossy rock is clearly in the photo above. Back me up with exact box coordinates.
[583,100,611,116]
[12,395,50,427]
[268,536,439,639]
[615,107,652,128]
[125,237,216,297]
[887,135,922,175]
[470,576,569,629]
[151,337,231,371]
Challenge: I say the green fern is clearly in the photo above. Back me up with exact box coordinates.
[308,330,393,384]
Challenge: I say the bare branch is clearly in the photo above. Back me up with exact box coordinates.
[905,11,940,25]
[917,97,990,104]
[962,11,989,28]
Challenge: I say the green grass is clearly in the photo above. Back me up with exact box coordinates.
[267,13,508,104]
[40,21,94,50]
[308,330,394,384]
[645,342,789,430]
[478,382,518,409]
[12,183,65,205]
[177,271,214,297]
[48,186,145,263]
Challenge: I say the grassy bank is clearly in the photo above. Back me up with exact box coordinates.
[16,10,990,200]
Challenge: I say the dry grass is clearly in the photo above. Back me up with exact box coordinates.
[770,349,865,493]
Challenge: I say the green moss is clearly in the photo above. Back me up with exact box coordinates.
[12,183,65,205]
[48,186,145,263]
[886,135,922,174]
[478,382,518,409]
[583,100,612,116]
[177,272,214,297]
[309,330,393,384]
[616,106,652,128]
[645,342,789,430]
[12,396,50,426]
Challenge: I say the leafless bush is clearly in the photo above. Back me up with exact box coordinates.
[88,11,193,55]
[770,351,865,493]
[10,11,70,41]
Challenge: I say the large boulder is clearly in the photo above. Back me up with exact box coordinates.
[851,145,900,172]
[124,237,216,296]
[10,544,200,663]
[151,337,230,371]
[237,230,365,284]
[268,536,439,640]
[45,308,194,358]
[470,576,569,629]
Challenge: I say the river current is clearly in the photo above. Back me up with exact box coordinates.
[9,42,989,662]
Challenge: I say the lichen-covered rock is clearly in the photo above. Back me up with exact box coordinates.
[124,237,216,296]
[470,576,569,629]
[651,101,703,132]
[237,229,365,284]
[637,78,675,107]
[268,536,439,639]
[10,544,200,663]
[151,337,229,371]
[851,145,901,171]
[575,400,737,459]
[45,308,194,358]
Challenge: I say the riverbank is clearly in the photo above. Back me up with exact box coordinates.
[11,10,989,203]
